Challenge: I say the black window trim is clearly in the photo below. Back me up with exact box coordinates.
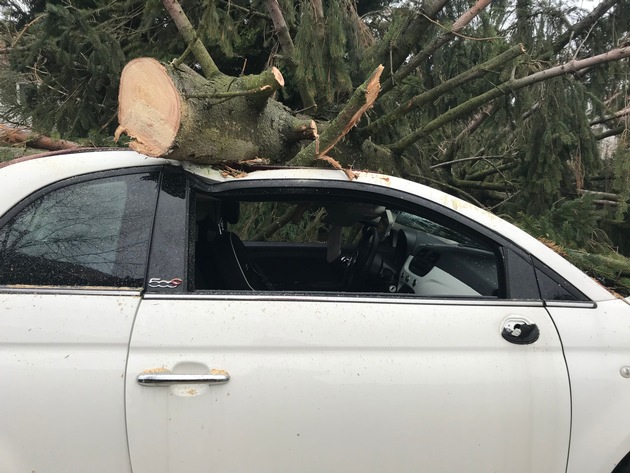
[186,174,558,302]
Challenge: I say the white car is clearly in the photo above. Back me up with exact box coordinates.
[1,149,630,473]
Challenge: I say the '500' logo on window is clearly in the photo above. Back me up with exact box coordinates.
[148,277,183,288]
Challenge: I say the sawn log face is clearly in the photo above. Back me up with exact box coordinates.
[116,57,311,164]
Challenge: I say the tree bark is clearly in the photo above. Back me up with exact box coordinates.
[289,65,384,166]
[115,58,315,163]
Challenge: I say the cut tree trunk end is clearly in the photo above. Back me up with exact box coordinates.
[115,57,312,164]
[115,58,181,157]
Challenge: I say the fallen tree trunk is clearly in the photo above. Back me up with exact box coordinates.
[114,0,387,171]
[115,57,316,163]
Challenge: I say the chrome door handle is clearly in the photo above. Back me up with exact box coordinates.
[137,372,230,387]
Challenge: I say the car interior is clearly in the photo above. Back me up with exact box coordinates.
[191,190,501,298]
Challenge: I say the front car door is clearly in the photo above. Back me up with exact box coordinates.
[126,170,570,473]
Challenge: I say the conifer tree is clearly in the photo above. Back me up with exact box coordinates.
[0,0,629,293]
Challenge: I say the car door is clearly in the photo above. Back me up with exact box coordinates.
[0,169,159,473]
[125,174,571,473]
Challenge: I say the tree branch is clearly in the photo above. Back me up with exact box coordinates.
[368,44,524,133]
[380,0,493,95]
[265,0,316,109]
[438,104,496,166]
[390,46,630,155]
[465,161,517,181]
[289,66,384,165]
[162,0,220,78]
[252,204,308,241]
[430,154,505,169]
[368,0,449,83]
[594,126,626,140]
[547,0,620,56]
[590,106,630,126]
[0,125,80,151]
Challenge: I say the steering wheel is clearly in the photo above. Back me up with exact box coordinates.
[344,226,380,291]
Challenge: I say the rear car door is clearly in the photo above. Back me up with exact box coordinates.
[126,172,571,473]
[0,169,159,472]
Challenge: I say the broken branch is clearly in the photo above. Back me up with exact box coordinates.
[289,65,384,166]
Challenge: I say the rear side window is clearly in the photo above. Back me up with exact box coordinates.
[0,172,159,288]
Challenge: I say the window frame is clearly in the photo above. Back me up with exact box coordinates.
[179,173,586,303]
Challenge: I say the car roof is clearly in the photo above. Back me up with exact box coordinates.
[0,148,615,302]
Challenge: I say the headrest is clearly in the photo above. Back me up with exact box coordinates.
[222,200,240,224]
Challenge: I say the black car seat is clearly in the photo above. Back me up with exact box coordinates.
[211,201,273,290]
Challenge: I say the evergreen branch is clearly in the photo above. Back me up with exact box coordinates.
[438,104,496,166]
[465,161,517,181]
[265,0,316,110]
[489,190,521,211]
[217,0,271,19]
[452,177,515,191]
[162,0,220,78]
[546,0,620,57]
[578,189,627,202]
[590,106,630,126]
[417,11,505,41]
[390,46,630,155]
[12,14,44,47]
[251,204,308,241]
[367,0,449,83]
[171,30,200,69]
[368,44,524,133]
[409,174,485,207]
[0,124,80,151]
[380,0,493,96]
[594,126,626,140]
[430,154,506,169]
[265,0,296,59]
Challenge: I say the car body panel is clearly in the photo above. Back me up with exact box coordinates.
[1,150,630,473]
[0,149,171,217]
[548,299,630,473]
[126,295,570,473]
[0,290,138,473]
[0,150,616,302]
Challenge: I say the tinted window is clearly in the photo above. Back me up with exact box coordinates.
[534,263,588,302]
[0,172,159,287]
[505,249,540,300]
